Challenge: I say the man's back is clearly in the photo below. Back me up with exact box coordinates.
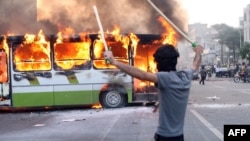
[156,68,193,137]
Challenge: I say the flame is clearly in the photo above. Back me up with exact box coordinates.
[54,42,91,70]
[110,26,130,50]
[93,26,139,69]
[91,103,103,109]
[129,33,139,57]
[132,17,179,93]
[93,39,105,59]
[133,44,160,93]
[56,26,76,43]
[110,25,121,38]
[0,52,8,83]
[56,32,63,44]
[54,31,91,70]
[13,30,51,71]
[0,36,9,82]
[0,36,9,56]
[58,25,75,36]
[154,16,178,46]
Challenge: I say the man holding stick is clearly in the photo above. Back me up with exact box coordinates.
[104,44,203,141]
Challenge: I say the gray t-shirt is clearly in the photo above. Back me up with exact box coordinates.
[156,68,193,137]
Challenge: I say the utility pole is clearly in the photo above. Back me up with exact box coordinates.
[240,29,242,48]
[221,43,224,65]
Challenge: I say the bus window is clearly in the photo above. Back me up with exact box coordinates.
[93,39,129,69]
[0,51,8,82]
[13,32,51,72]
[13,42,51,71]
[53,42,91,70]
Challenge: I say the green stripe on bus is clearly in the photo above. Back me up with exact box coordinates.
[127,89,132,103]
[54,90,97,105]
[12,91,99,107]
[12,89,132,108]
[13,92,53,107]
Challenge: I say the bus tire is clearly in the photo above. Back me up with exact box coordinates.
[100,90,127,108]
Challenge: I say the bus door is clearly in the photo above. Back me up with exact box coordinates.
[10,34,54,107]
[0,49,10,104]
[132,39,160,102]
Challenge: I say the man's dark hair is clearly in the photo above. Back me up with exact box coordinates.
[153,44,179,72]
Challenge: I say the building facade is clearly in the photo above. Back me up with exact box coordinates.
[243,4,250,43]
[188,23,229,67]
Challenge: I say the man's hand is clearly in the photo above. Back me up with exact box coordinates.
[191,45,204,72]
[193,45,204,54]
[103,51,116,65]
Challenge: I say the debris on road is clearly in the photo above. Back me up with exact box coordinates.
[33,124,45,127]
[61,118,86,122]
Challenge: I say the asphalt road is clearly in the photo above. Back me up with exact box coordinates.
[1,78,250,141]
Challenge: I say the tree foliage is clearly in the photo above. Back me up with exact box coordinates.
[239,42,250,62]
[211,24,242,49]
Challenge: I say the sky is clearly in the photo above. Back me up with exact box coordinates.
[182,0,250,27]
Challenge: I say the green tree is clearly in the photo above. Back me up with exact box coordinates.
[211,24,242,60]
[239,42,250,62]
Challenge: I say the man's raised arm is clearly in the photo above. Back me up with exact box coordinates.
[191,45,204,72]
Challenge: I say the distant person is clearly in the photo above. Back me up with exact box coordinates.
[211,64,215,74]
[234,63,240,74]
[199,65,207,85]
[104,44,204,141]
[240,62,247,82]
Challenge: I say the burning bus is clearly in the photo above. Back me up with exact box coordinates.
[0,19,179,109]
[0,0,191,110]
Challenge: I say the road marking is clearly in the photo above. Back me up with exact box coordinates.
[212,85,224,89]
[236,90,250,94]
[100,115,120,141]
[190,109,223,141]
[213,85,250,95]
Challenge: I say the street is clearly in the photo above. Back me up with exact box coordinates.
[1,78,250,141]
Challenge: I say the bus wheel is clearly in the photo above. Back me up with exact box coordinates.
[100,90,127,108]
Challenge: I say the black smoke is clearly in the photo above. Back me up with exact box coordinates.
[0,0,188,36]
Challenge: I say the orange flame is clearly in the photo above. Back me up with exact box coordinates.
[54,42,91,70]
[153,16,178,46]
[0,36,9,56]
[93,26,137,69]
[110,25,130,50]
[0,37,8,82]
[54,30,91,70]
[129,33,139,57]
[132,16,179,93]
[13,30,51,71]
[91,103,103,109]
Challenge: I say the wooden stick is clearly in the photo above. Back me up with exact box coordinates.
[147,0,196,47]
[93,5,109,51]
